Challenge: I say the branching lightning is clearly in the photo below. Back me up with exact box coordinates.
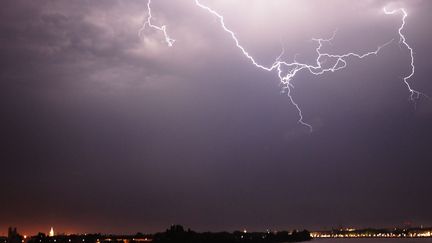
[139,0,175,47]
[193,0,393,131]
[383,8,422,101]
[142,0,422,131]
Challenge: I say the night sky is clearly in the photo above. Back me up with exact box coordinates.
[1,0,432,236]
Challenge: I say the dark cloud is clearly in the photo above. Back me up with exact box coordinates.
[0,0,431,235]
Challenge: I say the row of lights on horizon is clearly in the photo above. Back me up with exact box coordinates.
[311,231,432,238]
[18,227,55,243]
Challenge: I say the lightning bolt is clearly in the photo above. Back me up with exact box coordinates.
[193,0,393,131]
[383,8,422,101]
[142,0,422,131]
[139,0,175,47]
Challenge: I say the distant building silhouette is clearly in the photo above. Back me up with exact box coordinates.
[7,227,22,243]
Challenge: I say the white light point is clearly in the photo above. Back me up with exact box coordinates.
[139,0,175,47]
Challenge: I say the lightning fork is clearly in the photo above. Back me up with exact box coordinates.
[139,0,175,47]
[142,1,423,131]
[194,0,392,131]
[383,7,422,101]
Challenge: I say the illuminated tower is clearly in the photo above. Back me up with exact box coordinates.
[49,227,55,237]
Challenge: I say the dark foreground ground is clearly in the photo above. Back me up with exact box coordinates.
[6,225,312,243]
